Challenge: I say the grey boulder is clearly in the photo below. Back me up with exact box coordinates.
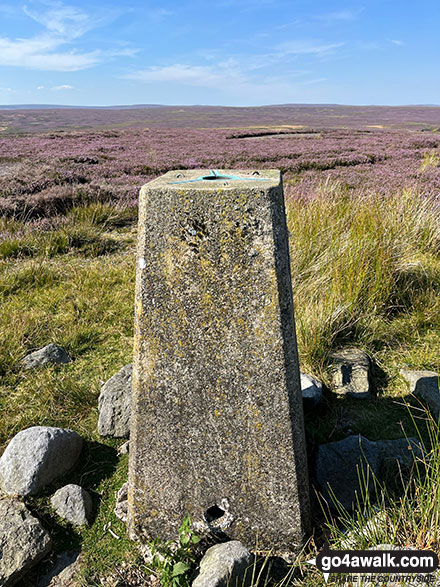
[192,541,253,587]
[23,344,71,369]
[401,369,440,419]
[376,437,423,476]
[315,435,423,510]
[98,364,132,438]
[329,348,371,398]
[300,372,323,409]
[0,499,52,587]
[0,426,83,496]
[50,484,92,526]
[315,435,380,510]
[37,551,81,587]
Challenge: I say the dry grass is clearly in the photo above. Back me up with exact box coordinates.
[0,185,439,584]
[287,182,440,383]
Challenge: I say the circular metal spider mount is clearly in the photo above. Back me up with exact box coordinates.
[170,169,269,184]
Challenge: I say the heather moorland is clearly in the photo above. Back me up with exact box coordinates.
[0,105,440,586]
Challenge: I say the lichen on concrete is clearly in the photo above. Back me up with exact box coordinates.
[128,169,310,556]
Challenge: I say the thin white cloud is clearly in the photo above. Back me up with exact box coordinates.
[0,35,101,70]
[124,35,338,100]
[0,1,135,71]
[0,3,16,16]
[276,40,345,56]
[125,63,243,88]
[317,9,360,22]
[391,39,404,46]
[51,83,73,90]
[149,8,174,19]
[23,3,93,39]
[123,60,326,103]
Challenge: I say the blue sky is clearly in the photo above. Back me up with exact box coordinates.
[0,0,438,106]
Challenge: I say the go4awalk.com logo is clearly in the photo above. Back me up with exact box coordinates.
[308,544,439,583]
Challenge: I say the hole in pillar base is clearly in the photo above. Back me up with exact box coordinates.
[204,505,225,523]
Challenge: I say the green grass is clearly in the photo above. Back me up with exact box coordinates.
[287,183,440,381]
[0,249,136,443]
[0,185,439,584]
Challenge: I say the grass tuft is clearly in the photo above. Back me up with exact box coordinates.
[286,183,440,380]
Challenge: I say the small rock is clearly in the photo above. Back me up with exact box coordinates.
[315,436,423,511]
[0,499,52,587]
[329,348,372,398]
[300,372,323,410]
[50,485,92,526]
[98,364,132,438]
[23,344,71,369]
[37,551,81,587]
[0,426,83,496]
[192,541,253,587]
[376,437,423,469]
[401,369,440,419]
[117,441,130,456]
[315,435,380,510]
[114,482,129,524]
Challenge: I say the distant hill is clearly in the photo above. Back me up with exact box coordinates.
[0,104,166,110]
[0,104,440,133]
[0,103,439,111]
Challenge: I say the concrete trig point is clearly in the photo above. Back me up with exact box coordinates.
[127,169,310,556]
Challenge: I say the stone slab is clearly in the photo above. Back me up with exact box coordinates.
[127,169,310,556]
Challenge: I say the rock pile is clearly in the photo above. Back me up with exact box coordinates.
[1,347,439,585]
[0,426,86,585]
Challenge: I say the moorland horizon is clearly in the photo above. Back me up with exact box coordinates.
[1,102,440,110]
[2,103,440,134]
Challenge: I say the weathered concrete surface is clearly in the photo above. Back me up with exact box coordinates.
[128,169,310,556]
